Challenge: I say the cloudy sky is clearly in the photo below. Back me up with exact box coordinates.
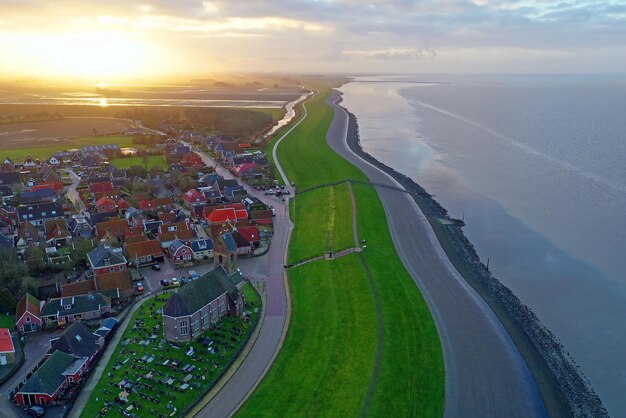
[1,0,625,80]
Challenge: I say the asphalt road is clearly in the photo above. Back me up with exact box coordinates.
[184,139,294,417]
[326,90,547,418]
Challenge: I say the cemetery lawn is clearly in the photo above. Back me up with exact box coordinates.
[80,284,261,418]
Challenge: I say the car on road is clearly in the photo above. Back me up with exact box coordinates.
[171,277,180,287]
[160,278,171,287]
[180,277,191,286]
[135,282,145,292]
[152,263,161,271]
[264,188,276,195]
[24,406,45,417]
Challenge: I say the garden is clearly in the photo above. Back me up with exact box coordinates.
[80,283,261,417]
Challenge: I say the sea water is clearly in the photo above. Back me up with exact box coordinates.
[340,74,626,416]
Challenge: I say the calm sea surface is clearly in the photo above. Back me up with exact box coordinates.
[340,75,626,415]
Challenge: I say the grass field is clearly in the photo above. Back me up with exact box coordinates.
[247,108,286,121]
[0,135,146,162]
[0,314,14,329]
[239,88,444,416]
[110,155,168,170]
[81,284,261,418]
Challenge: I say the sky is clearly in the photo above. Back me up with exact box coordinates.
[0,0,625,80]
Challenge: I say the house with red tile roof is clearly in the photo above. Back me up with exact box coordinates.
[44,219,72,248]
[181,152,204,168]
[89,181,114,194]
[205,208,237,225]
[117,198,131,213]
[15,293,42,333]
[95,219,129,242]
[236,226,260,245]
[31,181,63,195]
[125,239,164,266]
[251,209,273,226]
[157,221,196,247]
[96,197,116,213]
[168,239,193,265]
[182,189,207,209]
[139,200,157,211]
[0,328,15,365]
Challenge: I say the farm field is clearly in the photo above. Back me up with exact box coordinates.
[0,117,130,144]
[80,283,261,418]
[110,156,168,170]
[0,135,145,162]
[239,88,444,417]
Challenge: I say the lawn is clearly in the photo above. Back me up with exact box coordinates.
[0,314,14,329]
[0,135,147,162]
[109,156,168,170]
[246,108,286,122]
[239,87,444,417]
[80,284,261,418]
[288,183,355,264]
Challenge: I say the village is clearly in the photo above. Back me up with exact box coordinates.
[0,126,280,417]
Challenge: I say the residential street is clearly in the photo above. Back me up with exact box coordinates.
[325,90,546,418]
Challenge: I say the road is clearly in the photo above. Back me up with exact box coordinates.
[63,169,84,212]
[325,90,547,418]
[182,129,299,416]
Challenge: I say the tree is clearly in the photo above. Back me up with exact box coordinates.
[0,249,28,312]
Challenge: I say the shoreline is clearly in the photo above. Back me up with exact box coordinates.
[337,95,607,418]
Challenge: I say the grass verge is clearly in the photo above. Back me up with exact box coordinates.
[110,156,168,170]
[238,87,444,416]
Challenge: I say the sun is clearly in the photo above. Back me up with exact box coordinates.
[22,31,151,79]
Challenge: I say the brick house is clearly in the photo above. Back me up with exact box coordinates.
[190,238,214,261]
[41,293,111,327]
[17,201,64,228]
[44,219,72,248]
[87,244,127,277]
[15,293,42,333]
[15,350,74,406]
[96,197,117,213]
[182,189,207,209]
[162,266,245,342]
[125,239,164,266]
[168,239,193,265]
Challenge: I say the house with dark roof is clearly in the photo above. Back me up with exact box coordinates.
[87,243,127,277]
[67,214,93,238]
[231,230,252,255]
[46,321,103,361]
[41,293,111,327]
[19,188,56,204]
[17,201,64,228]
[190,238,214,261]
[14,350,75,406]
[162,266,244,342]
[16,293,42,333]
[0,172,21,185]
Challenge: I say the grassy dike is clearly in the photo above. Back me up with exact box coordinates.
[238,87,444,416]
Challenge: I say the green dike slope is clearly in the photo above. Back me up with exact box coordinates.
[238,88,444,417]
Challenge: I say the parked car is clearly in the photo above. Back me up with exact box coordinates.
[24,406,45,417]
[152,263,161,271]
[160,278,171,287]
[135,282,145,292]
[180,277,191,286]
[171,277,180,287]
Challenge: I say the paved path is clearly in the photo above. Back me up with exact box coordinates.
[326,90,547,418]
[188,96,313,417]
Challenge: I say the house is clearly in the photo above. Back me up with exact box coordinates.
[87,243,127,277]
[15,293,42,333]
[41,293,111,327]
[14,350,75,406]
[31,181,63,195]
[23,156,37,168]
[0,172,21,185]
[16,222,40,253]
[205,208,237,225]
[138,200,156,212]
[157,221,195,247]
[124,207,144,228]
[48,156,61,166]
[142,219,163,235]
[60,280,97,298]
[47,321,102,361]
[236,226,261,247]
[126,239,164,266]
[95,271,133,297]
[95,219,129,242]
[190,238,214,260]
[80,155,98,170]
[44,219,72,248]
[0,232,14,251]
[251,209,274,226]
[181,152,204,168]
[0,328,15,365]
[67,214,93,238]
[0,184,14,201]
[168,239,193,265]
[162,266,244,342]
[96,196,117,213]
[90,210,118,225]
[231,230,252,255]
[182,189,207,208]
[19,188,56,204]
[89,181,114,195]
[233,162,260,178]
[17,202,64,228]
[94,317,118,339]
[81,144,121,157]
[117,198,131,214]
